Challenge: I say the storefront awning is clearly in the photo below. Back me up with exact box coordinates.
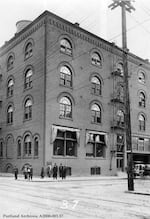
[51,125,80,144]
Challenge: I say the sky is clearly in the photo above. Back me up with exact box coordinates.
[0,0,150,60]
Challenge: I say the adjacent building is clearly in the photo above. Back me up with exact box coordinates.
[0,11,150,176]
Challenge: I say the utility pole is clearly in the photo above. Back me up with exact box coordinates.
[109,0,135,191]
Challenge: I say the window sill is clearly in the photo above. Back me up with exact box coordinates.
[52,156,77,159]
[91,63,102,69]
[23,86,32,92]
[23,156,32,159]
[59,116,73,121]
[59,84,73,89]
[91,122,102,126]
[91,92,102,97]
[24,56,32,61]
[23,118,32,122]
[33,156,39,159]
[85,157,106,160]
[7,67,14,72]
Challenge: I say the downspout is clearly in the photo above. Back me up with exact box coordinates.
[43,15,48,167]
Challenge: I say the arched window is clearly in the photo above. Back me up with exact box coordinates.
[34,137,39,156]
[139,92,145,107]
[24,135,32,156]
[91,52,102,66]
[7,55,14,70]
[7,79,14,97]
[0,141,3,157]
[24,68,33,89]
[138,72,145,84]
[91,76,101,95]
[25,42,33,59]
[116,109,124,124]
[24,98,32,120]
[91,104,101,124]
[17,139,21,157]
[59,97,72,118]
[60,38,72,55]
[7,105,13,124]
[139,114,145,131]
[60,66,72,87]
[117,63,124,76]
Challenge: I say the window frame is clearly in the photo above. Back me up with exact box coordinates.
[24,98,32,121]
[7,105,13,124]
[24,42,33,59]
[24,135,32,157]
[91,104,101,124]
[59,97,72,119]
[60,38,72,56]
[60,65,72,87]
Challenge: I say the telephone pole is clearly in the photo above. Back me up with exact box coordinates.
[109,0,135,191]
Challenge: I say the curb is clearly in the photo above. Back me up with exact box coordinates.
[125,191,150,196]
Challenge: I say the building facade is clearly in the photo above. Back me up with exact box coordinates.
[0,11,150,176]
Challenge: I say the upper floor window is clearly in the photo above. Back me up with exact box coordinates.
[117,63,124,76]
[60,38,72,55]
[24,98,32,120]
[60,66,72,87]
[59,97,72,119]
[24,135,32,156]
[34,137,39,157]
[91,52,102,67]
[91,104,101,124]
[17,139,21,157]
[25,42,33,59]
[138,71,145,84]
[139,92,145,107]
[24,68,33,89]
[116,109,124,124]
[7,105,13,124]
[91,76,101,95]
[7,79,14,97]
[7,55,14,70]
[139,114,145,131]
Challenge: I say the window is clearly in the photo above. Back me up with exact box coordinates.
[59,97,72,119]
[117,63,124,76]
[86,132,106,158]
[139,92,145,107]
[0,141,3,157]
[139,114,145,131]
[7,55,14,70]
[17,139,21,157]
[24,68,32,89]
[34,137,39,156]
[116,134,124,152]
[25,42,33,59]
[24,135,32,156]
[138,72,145,84]
[53,130,77,156]
[60,66,72,87]
[60,38,72,55]
[7,79,14,97]
[116,109,124,124]
[138,138,144,151]
[91,52,102,66]
[91,76,101,95]
[91,104,101,124]
[7,105,13,124]
[24,98,32,120]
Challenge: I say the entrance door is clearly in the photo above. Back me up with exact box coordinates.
[117,157,124,171]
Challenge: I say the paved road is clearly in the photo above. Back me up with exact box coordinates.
[0,177,150,219]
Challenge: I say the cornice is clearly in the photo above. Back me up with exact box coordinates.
[0,19,45,57]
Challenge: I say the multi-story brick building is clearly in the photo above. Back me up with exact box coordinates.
[0,11,149,176]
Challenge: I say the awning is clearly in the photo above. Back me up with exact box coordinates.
[51,125,80,145]
[86,130,108,145]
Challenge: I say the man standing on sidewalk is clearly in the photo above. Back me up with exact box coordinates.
[14,166,18,180]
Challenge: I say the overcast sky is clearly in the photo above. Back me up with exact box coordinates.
[0,0,150,60]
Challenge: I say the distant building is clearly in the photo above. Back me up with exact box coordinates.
[0,11,149,176]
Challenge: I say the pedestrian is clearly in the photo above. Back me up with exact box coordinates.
[23,165,28,180]
[41,167,45,178]
[30,166,33,180]
[14,166,18,180]
[62,165,66,179]
[27,167,31,180]
[53,163,58,179]
[59,163,63,178]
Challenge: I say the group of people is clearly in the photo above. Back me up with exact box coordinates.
[13,163,67,180]
[23,165,33,180]
[41,163,67,180]
[13,165,33,180]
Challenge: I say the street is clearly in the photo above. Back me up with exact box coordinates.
[0,176,150,219]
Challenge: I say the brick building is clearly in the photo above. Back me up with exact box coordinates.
[0,11,150,176]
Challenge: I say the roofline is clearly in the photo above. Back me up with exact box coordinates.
[0,10,149,65]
